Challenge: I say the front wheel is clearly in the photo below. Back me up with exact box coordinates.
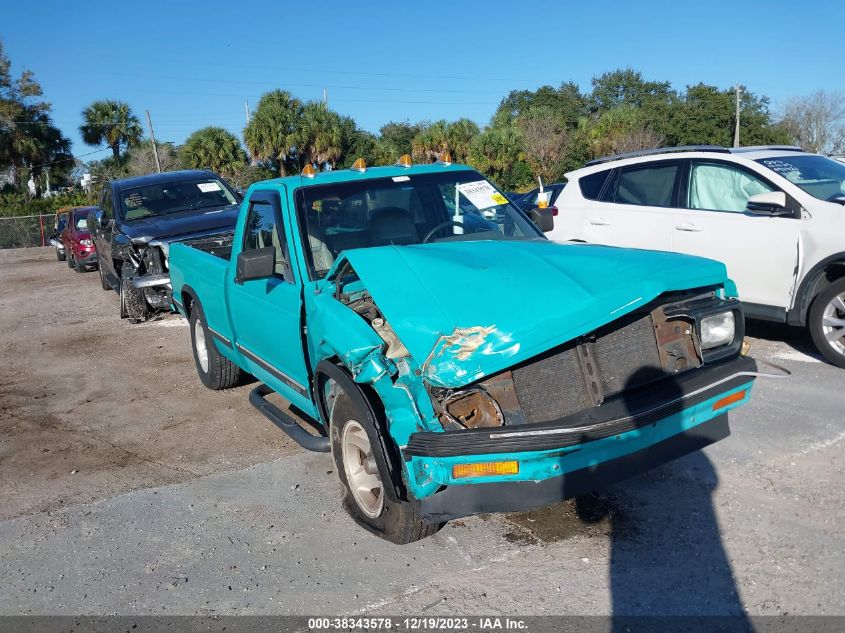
[119,263,150,322]
[56,248,66,262]
[189,300,242,390]
[809,278,845,369]
[98,261,111,290]
[327,375,442,544]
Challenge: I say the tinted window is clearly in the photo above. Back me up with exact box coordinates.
[612,164,678,207]
[243,201,287,278]
[101,189,113,219]
[688,162,775,213]
[120,178,237,221]
[579,171,611,201]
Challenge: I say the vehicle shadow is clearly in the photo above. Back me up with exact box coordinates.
[745,318,825,362]
[577,368,752,630]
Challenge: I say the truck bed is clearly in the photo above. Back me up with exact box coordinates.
[179,231,234,260]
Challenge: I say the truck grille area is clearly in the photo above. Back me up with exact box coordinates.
[509,311,693,425]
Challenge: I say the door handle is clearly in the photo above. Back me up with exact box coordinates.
[589,218,611,226]
[675,223,703,232]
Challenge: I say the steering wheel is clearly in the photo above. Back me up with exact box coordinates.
[423,220,476,243]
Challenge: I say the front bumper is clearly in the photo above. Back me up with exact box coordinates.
[74,250,98,267]
[407,354,757,521]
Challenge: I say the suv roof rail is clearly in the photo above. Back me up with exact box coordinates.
[728,145,804,153]
[585,145,729,166]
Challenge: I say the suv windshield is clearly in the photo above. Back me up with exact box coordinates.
[296,170,543,278]
[756,155,845,201]
[73,213,89,230]
[119,177,238,220]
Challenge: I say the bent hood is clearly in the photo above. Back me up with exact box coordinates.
[334,240,728,388]
[121,205,240,244]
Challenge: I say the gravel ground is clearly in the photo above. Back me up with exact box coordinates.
[1,247,843,616]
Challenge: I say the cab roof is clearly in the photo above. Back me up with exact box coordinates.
[247,162,475,194]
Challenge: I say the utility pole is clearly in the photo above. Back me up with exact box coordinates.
[323,88,328,106]
[244,100,251,125]
[733,85,741,148]
[145,109,162,173]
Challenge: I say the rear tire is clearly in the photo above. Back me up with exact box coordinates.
[189,300,242,390]
[119,263,150,322]
[67,254,74,269]
[56,249,66,262]
[98,261,111,290]
[809,278,845,369]
[326,375,442,544]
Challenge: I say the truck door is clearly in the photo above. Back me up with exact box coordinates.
[92,187,117,282]
[228,189,313,413]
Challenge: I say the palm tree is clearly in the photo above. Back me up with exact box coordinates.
[446,118,480,163]
[243,90,303,176]
[79,100,143,159]
[181,127,246,175]
[411,120,449,162]
[295,102,343,169]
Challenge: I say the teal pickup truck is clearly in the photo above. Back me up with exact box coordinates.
[170,156,759,544]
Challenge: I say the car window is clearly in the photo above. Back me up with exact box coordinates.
[120,178,237,221]
[688,162,775,213]
[74,215,88,230]
[756,155,845,201]
[580,171,612,201]
[101,189,113,220]
[611,164,678,207]
[242,201,287,278]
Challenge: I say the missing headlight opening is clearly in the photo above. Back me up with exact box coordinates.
[439,389,504,429]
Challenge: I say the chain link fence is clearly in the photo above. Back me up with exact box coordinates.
[0,214,52,249]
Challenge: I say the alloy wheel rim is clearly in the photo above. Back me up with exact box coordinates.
[822,293,845,356]
[194,320,209,373]
[341,420,384,518]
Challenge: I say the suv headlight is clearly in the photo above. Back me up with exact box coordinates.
[700,311,735,350]
[80,239,93,246]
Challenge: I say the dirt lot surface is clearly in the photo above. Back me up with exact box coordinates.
[0,248,299,520]
[1,247,843,617]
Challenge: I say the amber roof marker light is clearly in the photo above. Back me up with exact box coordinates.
[301,164,317,178]
[351,158,367,172]
[436,151,452,166]
[396,154,413,168]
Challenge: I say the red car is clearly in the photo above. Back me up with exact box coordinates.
[61,206,99,272]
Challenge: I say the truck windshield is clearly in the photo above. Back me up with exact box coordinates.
[756,155,845,201]
[296,170,543,278]
[119,178,238,220]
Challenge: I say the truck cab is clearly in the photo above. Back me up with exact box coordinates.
[169,157,758,544]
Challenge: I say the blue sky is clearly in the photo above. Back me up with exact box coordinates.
[3,0,842,161]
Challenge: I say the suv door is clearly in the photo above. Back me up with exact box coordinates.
[580,161,679,251]
[227,189,313,412]
[672,159,801,309]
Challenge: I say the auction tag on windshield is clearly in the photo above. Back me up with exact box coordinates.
[197,182,221,193]
[457,180,507,209]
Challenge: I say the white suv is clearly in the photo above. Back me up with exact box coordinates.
[550,146,845,367]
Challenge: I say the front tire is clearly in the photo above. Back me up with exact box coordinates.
[327,375,442,544]
[98,261,111,290]
[56,248,66,262]
[809,278,845,369]
[119,263,150,322]
[67,253,74,269]
[189,300,242,390]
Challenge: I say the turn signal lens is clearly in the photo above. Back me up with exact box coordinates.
[301,164,316,178]
[712,390,747,412]
[351,157,367,172]
[396,154,413,167]
[452,461,518,479]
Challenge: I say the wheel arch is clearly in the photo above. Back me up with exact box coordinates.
[313,358,408,501]
[789,253,845,326]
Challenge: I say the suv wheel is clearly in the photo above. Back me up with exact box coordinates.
[119,263,150,322]
[324,371,442,544]
[188,300,242,389]
[67,253,74,269]
[98,262,111,290]
[56,248,66,262]
[809,278,845,369]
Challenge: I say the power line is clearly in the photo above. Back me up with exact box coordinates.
[27,147,111,169]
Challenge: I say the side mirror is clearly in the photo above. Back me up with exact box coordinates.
[746,191,791,216]
[529,206,556,232]
[235,247,276,284]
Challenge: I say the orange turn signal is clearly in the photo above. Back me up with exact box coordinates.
[437,151,452,166]
[351,157,367,172]
[396,154,413,167]
[712,390,747,412]
[301,164,316,178]
[452,461,518,479]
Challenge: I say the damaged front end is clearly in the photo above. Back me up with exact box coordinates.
[313,253,756,520]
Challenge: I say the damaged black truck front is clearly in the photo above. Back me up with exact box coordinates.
[88,170,241,321]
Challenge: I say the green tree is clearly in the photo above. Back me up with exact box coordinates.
[337,116,378,168]
[589,68,675,113]
[517,107,568,183]
[412,120,449,162]
[0,40,71,190]
[492,82,586,129]
[467,125,530,190]
[79,100,143,159]
[181,126,246,174]
[294,102,343,168]
[375,121,422,163]
[446,118,480,163]
[243,90,304,176]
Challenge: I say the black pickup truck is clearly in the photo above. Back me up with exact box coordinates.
[88,170,241,321]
